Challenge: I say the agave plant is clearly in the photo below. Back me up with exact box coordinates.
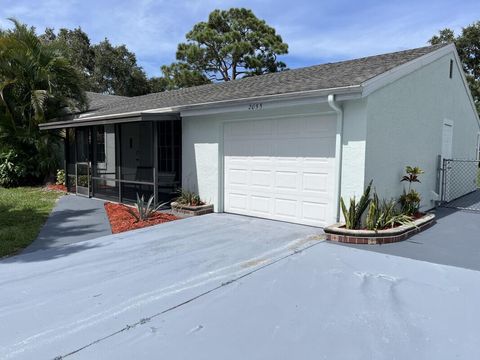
[127,193,169,222]
[340,180,373,229]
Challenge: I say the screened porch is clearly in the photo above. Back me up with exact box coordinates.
[64,119,181,205]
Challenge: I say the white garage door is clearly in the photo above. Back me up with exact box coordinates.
[224,115,336,227]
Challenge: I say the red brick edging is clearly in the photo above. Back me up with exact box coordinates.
[324,214,436,245]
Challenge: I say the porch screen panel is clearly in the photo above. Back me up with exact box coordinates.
[93,125,119,201]
[119,122,154,183]
[157,120,181,202]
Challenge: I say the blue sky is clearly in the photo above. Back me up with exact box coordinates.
[1,0,479,77]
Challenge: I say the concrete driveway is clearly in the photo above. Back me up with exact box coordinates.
[0,214,320,359]
[1,212,480,359]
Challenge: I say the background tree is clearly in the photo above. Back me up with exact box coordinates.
[152,63,210,91]
[0,19,86,186]
[161,8,288,86]
[90,39,150,96]
[40,29,151,96]
[429,22,480,113]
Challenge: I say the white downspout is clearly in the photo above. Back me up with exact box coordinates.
[328,94,344,223]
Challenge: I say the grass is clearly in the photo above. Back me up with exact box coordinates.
[0,187,63,258]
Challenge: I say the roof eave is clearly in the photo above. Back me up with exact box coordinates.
[39,85,363,130]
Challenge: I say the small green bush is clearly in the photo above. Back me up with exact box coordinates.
[0,150,28,188]
[366,192,413,231]
[56,169,66,186]
[174,188,204,206]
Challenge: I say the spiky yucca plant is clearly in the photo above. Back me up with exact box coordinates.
[340,180,373,229]
[365,193,413,232]
[127,193,169,222]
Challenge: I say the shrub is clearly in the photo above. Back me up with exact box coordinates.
[400,166,424,215]
[0,150,28,188]
[127,193,169,222]
[174,188,204,206]
[56,169,66,185]
[366,192,413,231]
[340,180,372,229]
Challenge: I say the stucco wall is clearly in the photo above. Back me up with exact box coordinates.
[364,53,480,210]
[340,99,367,201]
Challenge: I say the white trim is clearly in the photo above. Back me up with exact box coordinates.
[477,132,480,161]
[442,118,454,160]
[179,90,361,117]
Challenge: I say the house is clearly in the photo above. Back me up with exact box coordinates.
[40,43,480,227]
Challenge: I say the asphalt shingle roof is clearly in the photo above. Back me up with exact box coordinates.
[85,92,128,112]
[79,44,447,119]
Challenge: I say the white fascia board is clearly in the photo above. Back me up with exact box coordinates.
[77,107,177,121]
[179,87,362,117]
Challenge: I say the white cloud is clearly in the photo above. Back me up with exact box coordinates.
[1,0,479,75]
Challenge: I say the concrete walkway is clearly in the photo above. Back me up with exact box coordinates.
[24,195,112,253]
[339,207,480,271]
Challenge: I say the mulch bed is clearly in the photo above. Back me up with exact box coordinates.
[104,202,179,234]
[45,184,67,192]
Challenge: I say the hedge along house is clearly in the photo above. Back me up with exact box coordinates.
[40,43,480,227]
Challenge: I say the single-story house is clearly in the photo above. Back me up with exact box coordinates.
[40,43,480,227]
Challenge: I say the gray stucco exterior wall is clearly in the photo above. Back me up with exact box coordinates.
[364,53,480,209]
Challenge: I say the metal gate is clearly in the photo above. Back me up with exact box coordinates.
[441,159,480,211]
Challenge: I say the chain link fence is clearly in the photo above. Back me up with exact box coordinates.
[441,159,480,211]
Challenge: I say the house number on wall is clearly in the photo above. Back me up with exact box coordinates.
[248,103,263,110]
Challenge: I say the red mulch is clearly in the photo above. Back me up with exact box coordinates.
[46,184,67,192]
[104,202,179,234]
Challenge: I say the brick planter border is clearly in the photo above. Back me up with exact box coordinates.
[324,213,436,245]
[171,202,214,216]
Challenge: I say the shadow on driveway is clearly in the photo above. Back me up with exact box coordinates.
[22,195,111,255]
[337,207,480,271]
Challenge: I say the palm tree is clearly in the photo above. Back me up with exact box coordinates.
[0,19,87,186]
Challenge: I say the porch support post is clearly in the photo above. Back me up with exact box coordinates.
[64,128,69,189]
[116,124,122,203]
[153,122,159,205]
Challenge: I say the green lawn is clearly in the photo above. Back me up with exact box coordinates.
[0,187,63,258]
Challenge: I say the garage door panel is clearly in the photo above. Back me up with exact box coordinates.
[302,201,327,221]
[227,193,248,211]
[224,116,335,227]
[303,172,328,193]
[274,198,298,218]
[250,195,272,214]
[251,170,272,188]
[275,171,298,190]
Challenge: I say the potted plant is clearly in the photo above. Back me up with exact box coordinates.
[170,189,213,216]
